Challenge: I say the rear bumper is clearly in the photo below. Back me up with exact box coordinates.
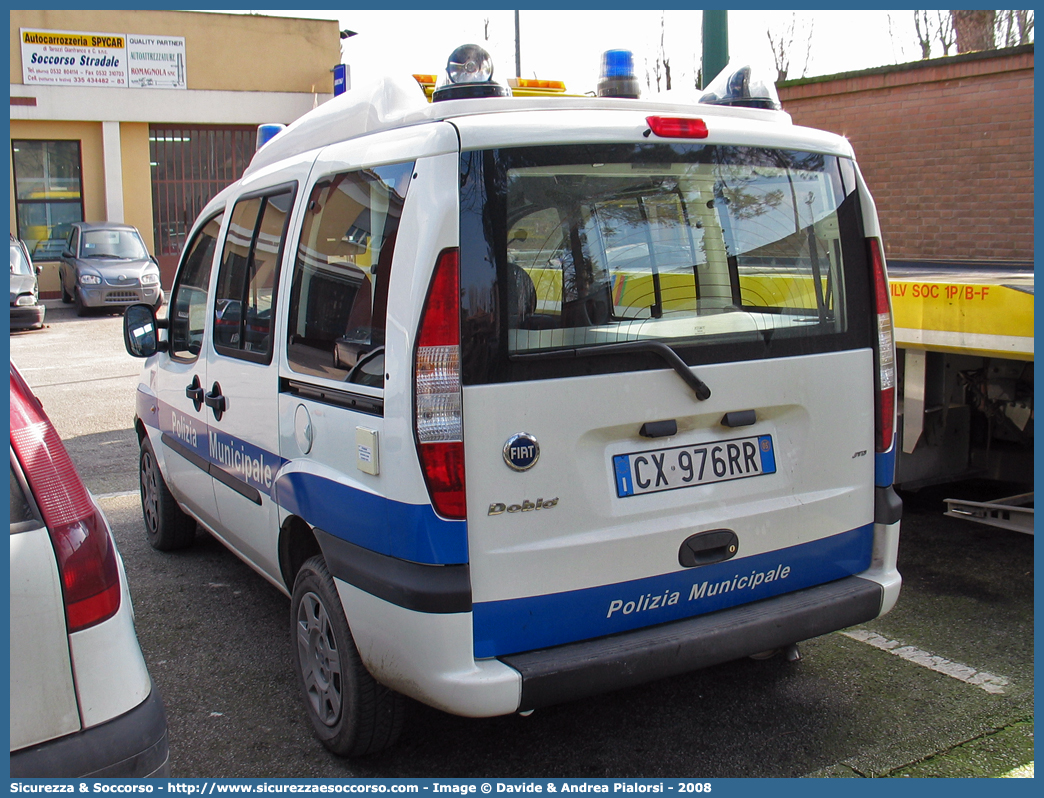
[9,681,170,778]
[502,575,883,711]
[338,565,893,719]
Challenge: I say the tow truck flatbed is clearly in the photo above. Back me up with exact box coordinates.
[887,259,1033,361]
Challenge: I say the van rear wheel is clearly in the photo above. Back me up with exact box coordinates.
[291,555,405,757]
[139,437,196,550]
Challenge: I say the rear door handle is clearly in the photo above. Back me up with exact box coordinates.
[185,376,204,412]
[204,382,227,421]
[679,529,739,567]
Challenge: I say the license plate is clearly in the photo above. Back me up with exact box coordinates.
[613,435,776,498]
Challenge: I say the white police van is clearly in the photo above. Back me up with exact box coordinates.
[123,46,902,756]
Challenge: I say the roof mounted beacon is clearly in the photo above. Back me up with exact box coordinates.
[699,61,782,110]
[432,44,511,102]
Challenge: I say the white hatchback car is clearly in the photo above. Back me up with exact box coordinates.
[9,362,170,777]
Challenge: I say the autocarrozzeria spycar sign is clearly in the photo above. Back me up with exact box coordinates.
[20,29,186,89]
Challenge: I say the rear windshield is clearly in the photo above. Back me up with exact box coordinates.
[459,143,872,385]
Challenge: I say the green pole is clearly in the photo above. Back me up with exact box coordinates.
[701,10,728,89]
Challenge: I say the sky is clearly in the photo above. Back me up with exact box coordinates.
[205,8,935,96]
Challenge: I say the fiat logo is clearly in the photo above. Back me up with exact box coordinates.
[503,432,539,472]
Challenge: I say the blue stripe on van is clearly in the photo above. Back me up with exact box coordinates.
[875,435,897,487]
[472,524,874,659]
[273,471,468,565]
[141,390,468,565]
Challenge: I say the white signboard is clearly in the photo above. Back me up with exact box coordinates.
[21,29,187,90]
[21,29,128,87]
[127,35,187,89]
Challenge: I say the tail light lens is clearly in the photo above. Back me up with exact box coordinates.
[10,366,121,632]
[646,116,709,139]
[414,249,466,519]
[868,238,896,453]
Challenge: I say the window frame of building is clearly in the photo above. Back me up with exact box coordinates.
[11,139,85,260]
[149,124,256,278]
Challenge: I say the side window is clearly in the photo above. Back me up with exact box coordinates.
[169,212,224,360]
[286,162,414,387]
[68,228,79,256]
[213,187,295,363]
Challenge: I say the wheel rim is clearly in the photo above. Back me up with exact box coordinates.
[140,449,160,534]
[296,591,343,727]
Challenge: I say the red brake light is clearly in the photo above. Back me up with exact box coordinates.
[414,250,466,520]
[10,366,121,632]
[416,249,461,350]
[868,238,896,453]
[416,441,467,520]
[646,116,709,139]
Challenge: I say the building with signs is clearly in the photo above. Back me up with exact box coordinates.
[10,9,340,292]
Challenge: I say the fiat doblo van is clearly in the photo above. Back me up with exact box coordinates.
[123,48,902,756]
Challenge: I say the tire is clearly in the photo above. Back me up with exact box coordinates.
[291,555,405,757]
[74,288,90,317]
[139,437,196,551]
[60,275,72,304]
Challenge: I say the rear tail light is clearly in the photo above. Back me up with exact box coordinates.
[868,238,896,453]
[414,249,466,519]
[10,366,121,632]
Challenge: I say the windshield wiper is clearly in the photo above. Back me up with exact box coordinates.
[512,340,711,401]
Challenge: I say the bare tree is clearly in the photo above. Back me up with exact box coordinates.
[937,11,957,54]
[914,11,933,58]
[659,12,672,91]
[913,10,956,58]
[996,10,1034,46]
[952,9,996,53]
[766,18,792,81]
[643,17,671,93]
[766,13,813,82]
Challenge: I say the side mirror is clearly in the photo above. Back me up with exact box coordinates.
[62,250,74,259]
[123,303,166,358]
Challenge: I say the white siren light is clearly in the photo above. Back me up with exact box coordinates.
[698,63,782,111]
[432,44,511,102]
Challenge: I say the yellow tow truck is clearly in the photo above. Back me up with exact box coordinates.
[888,261,1033,532]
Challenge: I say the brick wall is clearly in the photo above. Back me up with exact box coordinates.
[778,45,1033,263]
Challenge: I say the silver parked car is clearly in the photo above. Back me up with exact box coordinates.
[10,235,45,331]
[59,222,163,316]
